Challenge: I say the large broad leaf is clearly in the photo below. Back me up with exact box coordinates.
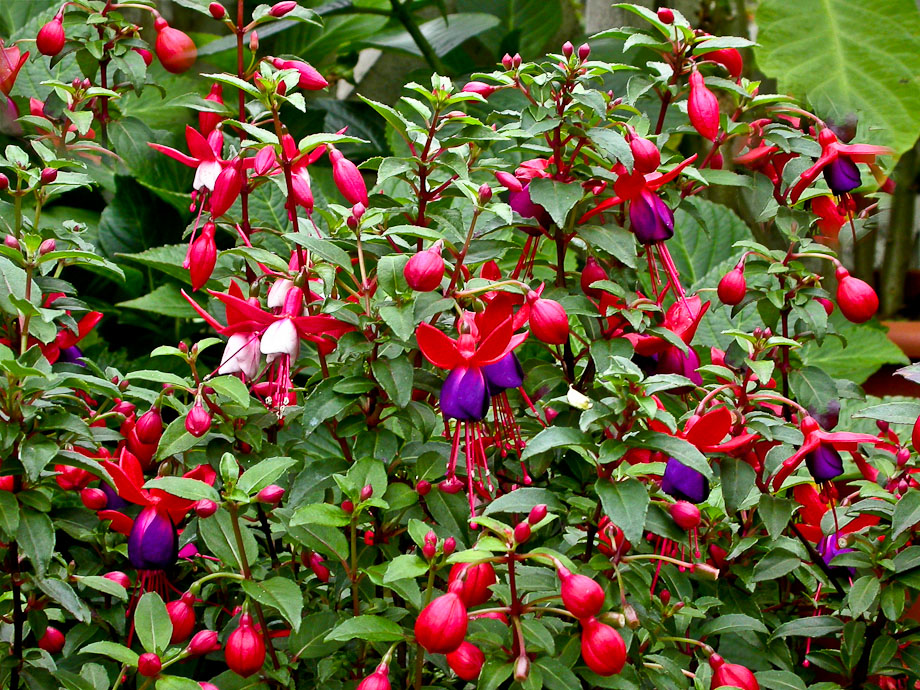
[456,0,563,59]
[755,0,920,153]
[800,320,907,384]
[366,13,500,58]
[670,197,749,290]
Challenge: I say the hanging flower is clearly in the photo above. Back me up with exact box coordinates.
[788,128,892,203]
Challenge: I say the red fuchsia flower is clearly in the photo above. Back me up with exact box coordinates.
[37,626,65,654]
[271,57,329,90]
[150,126,225,194]
[835,266,878,323]
[448,562,497,607]
[154,18,197,74]
[557,564,605,619]
[414,581,468,654]
[771,416,883,490]
[209,163,242,218]
[404,241,445,292]
[186,220,217,291]
[328,146,368,205]
[199,83,224,135]
[688,70,720,141]
[29,293,103,365]
[167,592,197,643]
[56,462,94,491]
[526,284,569,344]
[709,654,759,690]
[793,483,880,547]
[788,128,893,203]
[357,663,391,690]
[706,48,743,79]
[37,13,66,56]
[226,613,266,677]
[810,195,849,243]
[0,40,28,95]
[734,144,796,198]
[447,641,486,681]
[580,617,626,676]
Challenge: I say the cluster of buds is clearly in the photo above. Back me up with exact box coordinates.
[422,530,456,560]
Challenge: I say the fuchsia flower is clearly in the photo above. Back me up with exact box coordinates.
[0,40,28,95]
[199,83,224,135]
[788,128,892,203]
[150,125,225,193]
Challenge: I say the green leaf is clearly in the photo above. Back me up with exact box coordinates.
[801,322,907,384]
[383,554,430,582]
[367,13,500,58]
[789,365,837,414]
[156,677,204,690]
[752,549,801,581]
[892,489,920,539]
[847,575,880,618]
[325,615,405,642]
[287,235,353,270]
[595,478,649,546]
[754,670,807,690]
[17,507,54,577]
[759,494,798,539]
[80,641,139,666]
[520,426,594,461]
[483,487,564,515]
[627,430,712,479]
[755,0,920,153]
[134,592,173,655]
[290,503,352,527]
[720,456,756,514]
[670,198,750,291]
[199,509,258,572]
[143,477,219,503]
[380,303,415,342]
[533,657,580,690]
[700,613,769,636]
[237,457,297,495]
[208,375,251,408]
[371,356,414,408]
[242,577,303,633]
[528,177,584,227]
[19,434,57,482]
[36,578,91,623]
[201,72,262,98]
[117,284,201,319]
[0,490,19,538]
[772,615,843,638]
[855,401,920,425]
[77,575,129,600]
[587,127,634,171]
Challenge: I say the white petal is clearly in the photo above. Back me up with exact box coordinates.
[260,318,299,359]
[267,279,294,309]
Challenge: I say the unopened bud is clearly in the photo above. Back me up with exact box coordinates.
[659,589,671,605]
[195,499,218,518]
[422,542,436,560]
[4,235,17,249]
[513,655,530,682]
[188,629,220,656]
[38,238,55,255]
[40,168,57,184]
[561,41,574,58]
[256,484,284,505]
[691,563,719,580]
[513,521,531,544]
[0,173,9,191]
[657,7,674,23]
[528,504,547,525]
[512,53,522,68]
[416,479,431,496]
[501,53,513,69]
[360,484,373,501]
[443,537,456,555]
[269,1,297,17]
[249,30,259,52]
[623,605,640,629]
[478,183,492,203]
[897,447,910,467]
[208,2,225,18]
[578,43,591,61]
[342,499,354,514]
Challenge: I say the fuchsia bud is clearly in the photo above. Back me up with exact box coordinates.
[342,499,354,514]
[249,31,259,53]
[195,499,218,518]
[514,655,530,682]
[226,614,266,677]
[138,653,162,677]
[630,137,661,174]
[135,407,163,444]
[816,297,834,315]
[257,484,285,505]
[4,234,18,248]
[200,684,219,690]
[360,484,373,501]
[188,629,220,656]
[478,183,493,203]
[688,70,720,141]
[185,401,212,437]
[527,290,569,344]
[269,1,298,16]
[80,487,107,510]
[657,7,674,23]
[514,521,531,543]
[0,174,9,191]
[669,501,701,530]
[512,53,522,68]
[835,266,878,323]
[502,53,513,69]
[416,479,431,496]
[580,617,626,676]
[271,58,328,90]
[40,167,57,184]
[580,257,608,298]
[422,541,436,560]
[357,663,391,690]
[104,571,130,589]
[188,222,217,291]
[199,83,224,135]
[709,654,760,690]
[404,241,444,292]
[708,48,743,79]
[443,537,456,555]
[167,592,196,644]
[717,266,746,305]
[447,641,485,681]
[461,81,496,98]
[134,48,153,66]
[528,504,548,524]
[309,552,330,582]
[562,41,574,58]
[578,43,591,61]
[38,626,65,654]
[208,2,226,19]
[328,147,368,205]
[37,14,66,56]
[39,238,55,255]
[448,562,496,606]
[558,564,605,619]
[494,170,523,193]
[414,582,468,653]
[154,19,197,74]
[254,145,276,176]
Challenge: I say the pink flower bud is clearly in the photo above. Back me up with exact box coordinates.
[512,53,522,68]
[80,487,107,511]
[835,266,878,323]
[155,22,197,74]
[708,48,743,79]
[187,223,217,291]
[478,183,493,203]
[185,401,212,437]
[416,479,431,496]
[269,1,297,16]
[404,241,444,292]
[414,584,468,653]
[630,137,661,174]
[257,484,285,505]
[38,626,65,654]
[528,504,547,525]
[580,257,608,298]
[709,654,759,690]
[502,54,513,69]
[669,500,701,530]
[514,521,531,543]
[200,684,219,690]
[199,83,224,135]
[527,291,569,344]
[357,664,391,690]
[188,629,220,656]
[226,614,265,677]
[104,571,130,589]
[254,145,276,176]
[309,552,330,582]
[717,267,746,305]
[360,484,373,501]
[342,499,354,513]
[4,234,17,248]
[0,173,9,191]
[448,562,496,607]
[37,15,66,57]
[134,48,153,66]
[578,43,591,61]
[513,655,530,682]
[39,238,56,255]
[422,542,436,560]
[424,530,437,546]
[562,41,574,58]
[167,593,196,644]
[557,565,605,619]
[461,81,496,98]
[249,30,259,53]
[494,170,523,192]
[135,407,163,444]
[580,617,626,676]
[657,7,674,23]
[40,167,57,184]
[271,58,328,90]
[138,652,162,677]
[447,641,485,681]
[443,537,456,555]
[328,147,368,205]
[195,499,218,518]
[688,71,720,141]
[208,2,226,19]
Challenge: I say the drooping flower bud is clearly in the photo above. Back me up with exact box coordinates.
[494,170,523,193]
[135,407,163,444]
[912,415,920,452]
[528,504,548,525]
[39,238,55,255]
[835,266,877,323]
[37,14,66,56]
[257,484,285,505]
[357,663,391,690]
[271,58,328,90]
[154,19,197,74]
[580,617,626,676]
[448,562,497,607]
[580,257,608,298]
[478,183,493,203]
[657,7,674,23]
[328,147,368,205]
[717,266,746,305]
[208,2,226,19]
[210,165,242,218]
[709,654,759,690]
[447,641,485,681]
[185,401,212,437]
[128,506,178,570]
[188,629,220,656]
[80,487,108,511]
[669,501,701,530]
[514,521,531,543]
[513,655,530,682]
[226,614,266,677]
[629,189,674,244]
[404,241,445,292]
[249,30,259,53]
[269,1,298,16]
[414,583,468,653]
[195,499,218,518]
[138,652,162,677]
[688,70,720,141]
[461,81,496,98]
[527,290,569,344]
[38,626,65,654]
[254,145,276,176]
[816,297,834,315]
[167,592,197,644]
[558,565,605,619]
[309,552,330,582]
[630,137,660,174]
[103,571,130,589]
[708,48,743,79]
[134,48,153,66]
[199,83,224,135]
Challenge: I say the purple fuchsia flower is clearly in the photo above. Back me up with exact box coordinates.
[656,345,703,387]
[128,506,178,571]
[661,458,709,504]
[629,188,674,244]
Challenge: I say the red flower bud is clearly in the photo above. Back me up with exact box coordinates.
[414,585,468,653]
[448,562,496,607]
[167,593,196,644]
[80,487,108,511]
[443,536,456,555]
[461,81,496,98]
[226,614,266,677]
[249,31,259,53]
[669,500,701,530]
[913,415,920,452]
[657,7,674,23]
[37,15,66,57]
[422,542,436,560]
[254,145,276,176]
[39,238,55,255]
[580,257,608,298]
[494,171,523,193]
[688,71,720,141]
[357,663,390,690]
[208,2,226,19]
[199,83,224,135]
[513,655,530,682]
[360,484,373,501]
[514,521,531,543]
[134,48,153,66]
[816,297,834,315]
[404,241,445,292]
[527,291,569,344]
[327,147,367,205]
[187,224,217,292]
[269,1,298,17]
[257,484,285,504]
[210,165,242,218]
[717,267,746,305]
[562,41,574,58]
[188,629,220,656]
[558,565,605,619]
[309,552,330,582]
[135,407,163,444]
[630,136,661,174]
[138,652,162,677]
[578,43,591,61]
[447,641,485,681]
[708,48,743,79]
[200,684,219,690]
[342,499,354,514]
[580,617,626,676]
[478,183,493,203]
[835,266,878,323]
[502,53,513,69]
[195,499,218,518]
[41,167,57,184]
[528,504,548,524]
[416,479,431,496]
[155,22,197,74]
[185,401,212,437]
[38,626,65,654]
[0,174,9,191]
[709,654,759,690]
[104,571,130,589]
[3,235,16,248]
[271,58,328,90]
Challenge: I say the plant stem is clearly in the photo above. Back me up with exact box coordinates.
[387,0,449,75]
[7,538,22,690]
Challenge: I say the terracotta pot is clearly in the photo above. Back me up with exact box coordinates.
[883,320,920,358]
